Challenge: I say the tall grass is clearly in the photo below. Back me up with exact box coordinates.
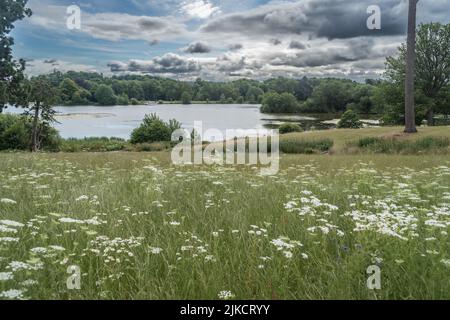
[0,153,448,300]
[280,138,333,154]
[351,136,450,154]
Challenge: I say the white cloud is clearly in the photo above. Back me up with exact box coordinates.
[27,3,187,42]
[180,0,221,19]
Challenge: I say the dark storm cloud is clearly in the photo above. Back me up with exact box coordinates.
[270,38,378,68]
[217,55,247,72]
[289,41,307,50]
[201,0,407,40]
[107,61,127,72]
[270,52,354,68]
[108,53,200,74]
[270,38,282,45]
[184,42,212,54]
[228,43,243,51]
[149,39,160,46]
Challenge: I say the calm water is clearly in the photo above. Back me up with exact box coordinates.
[8,104,335,139]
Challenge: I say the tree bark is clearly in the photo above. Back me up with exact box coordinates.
[31,103,40,152]
[427,109,434,126]
[404,0,418,133]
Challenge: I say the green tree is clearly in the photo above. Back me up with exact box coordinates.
[116,93,130,105]
[303,79,353,113]
[95,85,116,106]
[181,91,192,104]
[387,22,450,126]
[245,86,264,103]
[23,77,57,152]
[0,0,32,113]
[127,81,144,100]
[261,92,299,113]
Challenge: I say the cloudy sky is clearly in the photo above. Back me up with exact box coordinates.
[11,0,450,81]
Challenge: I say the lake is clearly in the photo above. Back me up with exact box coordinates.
[6,104,356,139]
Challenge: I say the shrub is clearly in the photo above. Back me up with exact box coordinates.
[130,113,182,144]
[130,98,140,105]
[280,138,333,154]
[181,92,192,105]
[0,114,61,151]
[134,142,171,152]
[116,94,130,105]
[60,137,127,152]
[337,109,363,129]
[279,123,303,134]
[352,136,450,154]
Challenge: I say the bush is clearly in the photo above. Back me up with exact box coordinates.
[280,138,333,154]
[60,137,127,152]
[0,114,61,151]
[352,136,450,154]
[130,98,140,105]
[181,92,192,105]
[279,123,303,134]
[337,109,363,129]
[134,142,171,152]
[130,113,182,144]
[116,94,130,105]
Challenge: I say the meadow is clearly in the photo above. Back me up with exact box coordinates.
[0,127,449,300]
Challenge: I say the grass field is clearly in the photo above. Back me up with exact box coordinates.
[0,127,449,300]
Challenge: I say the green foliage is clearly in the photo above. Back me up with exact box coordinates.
[337,110,363,129]
[127,81,144,100]
[245,86,264,103]
[95,85,117,106]
[385,23,450,125]
[60,137,127,152]
[116,93,129,105]
[278,123,303,134]
[25,71,384,116]
[301,79,354,113]
[0,0,32,112]
[134,142,171,152]
[59,78,90,105]
[264,77,312,101]
[130,113,182,144]
[280,138,333,154]
[0,113,61,151]
[352,136,450,154]
[130,98,140,105]
[261,92,299,113]
[181,91,192,104]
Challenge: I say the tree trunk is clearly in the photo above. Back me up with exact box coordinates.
[31,104,40,152]
[427,109,434,126]
[404,0,418,133]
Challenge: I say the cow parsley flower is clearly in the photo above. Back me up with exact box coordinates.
[0,272,14,281]
[0,289,26,300]
[218,290,235,300]
[0,198,17,204]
